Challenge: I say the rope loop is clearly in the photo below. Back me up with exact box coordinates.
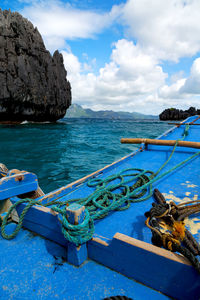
[53,207,95,246]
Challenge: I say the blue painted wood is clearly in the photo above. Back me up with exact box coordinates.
[14,202,87,265]
[0,172,38,201]
[13,200,68,247]
[0,224,169,300]
[88,234,200,300]
[66,203,87,266]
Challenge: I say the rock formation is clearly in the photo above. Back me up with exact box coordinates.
[0,9,71,122]
[159,107,200,121]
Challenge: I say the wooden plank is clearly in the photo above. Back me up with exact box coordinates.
[0,172,38,200]
[66,203,87,266]
[13,201,68,246]
[89,233,200,300]
[114,233,190,265]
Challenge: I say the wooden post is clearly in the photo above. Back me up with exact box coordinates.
[66,203,87,266]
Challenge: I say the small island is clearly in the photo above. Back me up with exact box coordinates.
[159,107,200,121]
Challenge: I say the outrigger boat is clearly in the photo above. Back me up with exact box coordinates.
[1,115,200,299]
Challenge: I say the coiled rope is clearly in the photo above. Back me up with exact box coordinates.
[1,124,200,246]
[145,189,200,273]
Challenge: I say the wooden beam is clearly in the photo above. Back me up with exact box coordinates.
[0,172,38,201]
[121,138,200,149]
[89,233,200,300]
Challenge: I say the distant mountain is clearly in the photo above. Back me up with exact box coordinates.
[65,104,158,119]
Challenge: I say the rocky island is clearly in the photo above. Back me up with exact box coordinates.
[159,107,200,121]
[0,9,71,122]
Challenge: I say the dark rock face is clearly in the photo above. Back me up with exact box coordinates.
[159,107,200,121]
[0,9,71,122]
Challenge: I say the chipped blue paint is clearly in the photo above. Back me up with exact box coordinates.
[0,224,169,300]
[0,172,38,201]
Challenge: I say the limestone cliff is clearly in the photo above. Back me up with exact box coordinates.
[0,9,71,122]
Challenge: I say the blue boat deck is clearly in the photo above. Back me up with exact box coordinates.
[1,116,200,299]
[0,223,169,300]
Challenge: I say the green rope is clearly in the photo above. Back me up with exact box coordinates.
[2,124,199,246]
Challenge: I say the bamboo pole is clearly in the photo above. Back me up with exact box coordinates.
[121,138,200,149]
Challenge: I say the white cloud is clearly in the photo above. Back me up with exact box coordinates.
[21,0,122,52]
[62,39,168,114]
[159,78,186,99]
[121,0,200,61]
[158,57,200,103]
[21,0,200,61]
[62,39,200,114]
[180,58,200,94]
[61,51,81,78]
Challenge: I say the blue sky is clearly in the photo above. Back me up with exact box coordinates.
[1,0,200,114]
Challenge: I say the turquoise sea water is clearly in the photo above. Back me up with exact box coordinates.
[0,118,172,193]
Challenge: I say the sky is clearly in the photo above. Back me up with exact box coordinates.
[1,0,200,114]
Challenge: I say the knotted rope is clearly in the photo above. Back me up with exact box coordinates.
[145,189,200,273]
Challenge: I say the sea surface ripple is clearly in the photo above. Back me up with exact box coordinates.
[0,118,172,193]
